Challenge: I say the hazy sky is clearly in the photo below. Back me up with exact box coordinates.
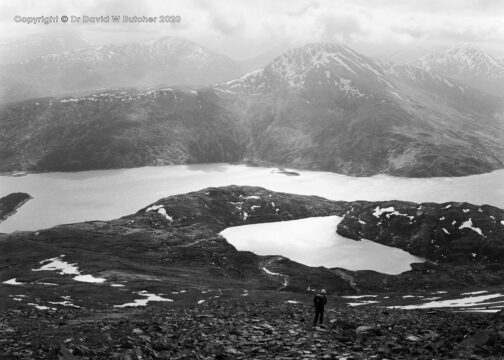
[1,0,503,60]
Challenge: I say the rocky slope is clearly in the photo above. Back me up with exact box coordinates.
[413,44,504,97]
[0,88,248,172]
[0,36,244,103]
[0,192,32,223]
[1,186,504,359]
[2,297,504,360]
[1,43,502,176]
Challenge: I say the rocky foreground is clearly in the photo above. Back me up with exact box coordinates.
[1,294,504,360]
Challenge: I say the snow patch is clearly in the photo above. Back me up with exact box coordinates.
[459,219,483,236]
[32,256,79,275]
[262,267,282,276]
[343,295,378,299]
[32,255,107,283]
[243,195,261,200]
[461,290,488,296]
[28,303,56,311]
[157,207,173,222]
[348,300,379,306]
[390,293,504,310]
[146,204,173,222]
[48,300,80,308]
[3,278,24,285]
[74,274,106,283]
[114,291,173,308]
[372,206,413,220]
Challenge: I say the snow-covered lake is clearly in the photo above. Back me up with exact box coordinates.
[0,164,502,233]
[220,216,424,274]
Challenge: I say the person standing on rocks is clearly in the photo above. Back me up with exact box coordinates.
[313,289,327,327]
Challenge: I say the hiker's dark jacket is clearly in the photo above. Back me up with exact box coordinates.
[313,293,327,309]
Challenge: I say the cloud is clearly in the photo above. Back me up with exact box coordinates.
[318,13,366,42]
[0,0,503,59]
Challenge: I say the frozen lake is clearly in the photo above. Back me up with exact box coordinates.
[220,216,425,274]
[0,164,503,233]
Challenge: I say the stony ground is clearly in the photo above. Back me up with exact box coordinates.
[1,292,503,360]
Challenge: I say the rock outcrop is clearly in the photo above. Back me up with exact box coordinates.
[337,200,504,264]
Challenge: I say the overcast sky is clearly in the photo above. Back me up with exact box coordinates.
[1,0,503,61]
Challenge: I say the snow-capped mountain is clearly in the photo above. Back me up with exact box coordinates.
[216,43,503,176]
[0,37,244,103]
[223,43,390,98]
[221,44,491,111]
[1,43,502,177]
[0,31,90,65]
[413,44,504,96]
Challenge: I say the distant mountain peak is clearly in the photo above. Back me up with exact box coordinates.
[415,45,504,77]
[413,44,504,95]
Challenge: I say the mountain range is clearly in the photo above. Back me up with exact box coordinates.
[0,35,244,103]
[0,38,502,177]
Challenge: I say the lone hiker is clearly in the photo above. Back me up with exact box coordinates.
[313,289,327,326]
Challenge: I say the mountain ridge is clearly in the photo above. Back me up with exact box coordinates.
[0,42,503,177]
[0,36,244,103]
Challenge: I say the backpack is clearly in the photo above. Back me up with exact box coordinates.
[314,294,326,307]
